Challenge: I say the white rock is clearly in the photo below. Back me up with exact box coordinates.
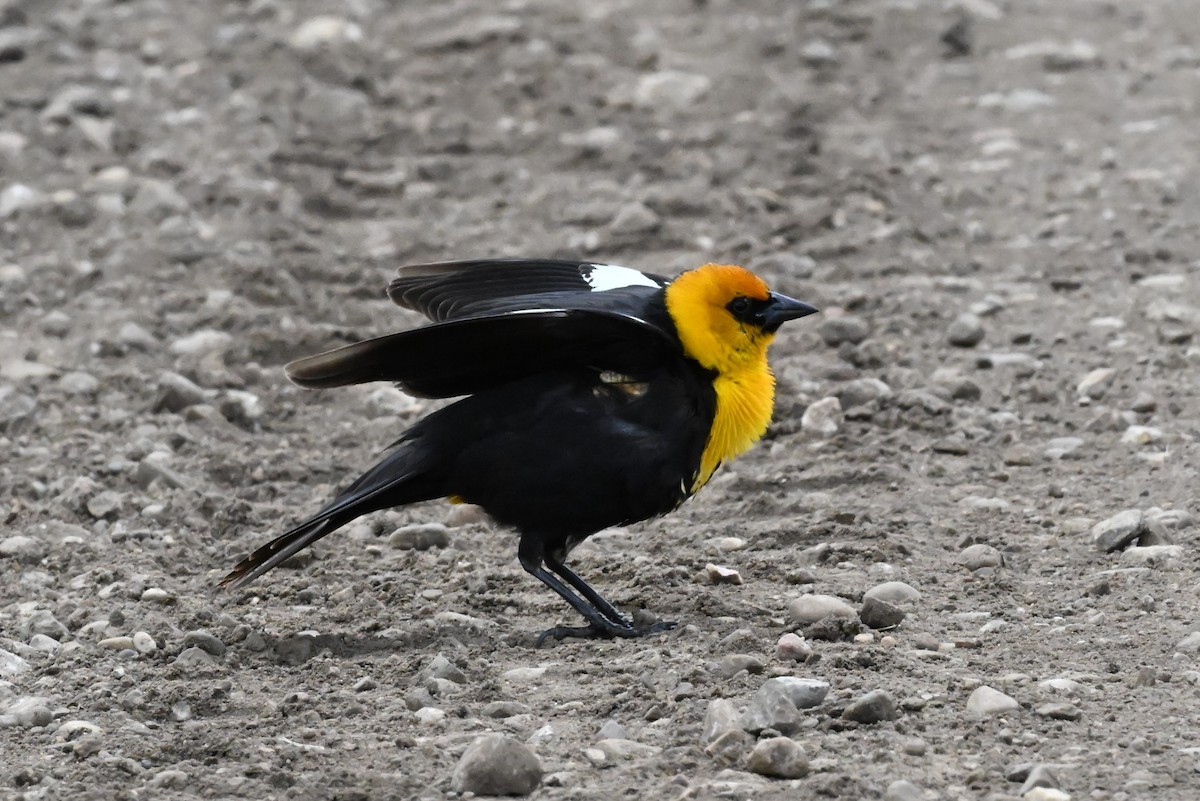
[705,563,743,585]
[788,593,857,625]
[801,396,843,435]
[1121,425,1162,444]
[169,329,231,356]
[0,184,42,218]
[632,71,712,109]
[289,16,363,51]
[1076,368,1115,399]
[966,685,1019,715]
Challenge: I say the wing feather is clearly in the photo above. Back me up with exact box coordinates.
[387,259,670,322]
[286,309,680,398]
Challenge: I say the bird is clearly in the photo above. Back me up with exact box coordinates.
[219,258,818,643]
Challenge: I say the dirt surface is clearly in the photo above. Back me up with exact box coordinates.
[3,0,1200,798]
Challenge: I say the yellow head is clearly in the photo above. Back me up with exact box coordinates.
[665,263,816,374]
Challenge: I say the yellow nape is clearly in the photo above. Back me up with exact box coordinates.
[665,264,779,491]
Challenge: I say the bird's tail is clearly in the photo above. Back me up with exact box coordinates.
[218,441,441,591]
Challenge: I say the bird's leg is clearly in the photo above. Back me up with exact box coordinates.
[518,536,675,645]
[542,553,631,628]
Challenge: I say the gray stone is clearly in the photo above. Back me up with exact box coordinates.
[1034,703,1081,721]
[764,676,829,710]
[0,647,29,676]
[450,734,542,796]
[427,653,466,684]
[860,596,906,629]
[864,581,921,605]
[130,178,190,221]
[957,543,1003,570]
[183,629,226,657]
[705,729,753,766]
[788,594,857,625]
[0,535,46,562]
[745,736,809,778]
[885,779,925,801]
[0,183,42,218]
[774,633,813,662]
[59,371,100,395]
[818,315,870,346]
[173,647,217,671]
[701,698,741,746]
[1091,509,1146,552]
[718,654,765,678]
[389,523,451,551]
[608,202,660,236]
[837,377,893,408]
[154,371,211,413]
[632,70,711,110]
[1175,631,1200,654]
[842,689,899,723]
[740,682,802,735]
[1020,764,1062,794]
[170,329,232,356]
[1076,367,1116,399]
[20,610,68,641]
[947,312,985,347]
[966,685,1019,715]
[288,15,363,52]
[595,738,661,759]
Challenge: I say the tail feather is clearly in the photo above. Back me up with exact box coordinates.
[218,442,440,591]
[219,516,339,590]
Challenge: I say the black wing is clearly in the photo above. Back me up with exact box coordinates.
[286,309,682,398]
[387,259,671,322]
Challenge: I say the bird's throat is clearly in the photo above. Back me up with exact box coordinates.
[692,365,776,493]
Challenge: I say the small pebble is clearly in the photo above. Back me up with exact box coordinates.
[860,596,905,629]
[801,397,843,435]
[718,654,764,677]
[842,689,899,723]
[947,312,985,347]
[967,685,1019,715]
[450,734,543,796]
[98,636,135,651]
[745,736,809,779]
[957,543,1003,570]
[1020,764,1062,794]
[1076,367,1115,399]
[774,633,813,662]
[1090,509,1146,552]
[389,523,451,550]
[1024,789,1071,801]
[1034,703,1081,721]
[632,70,711,110]
[414,706,446,725]
[818,315,870,346]
[864,581,921,605]
[886,779,925,801]
[182,630,226,657]
[141,587,173,604]
[701,699,741,746]
[595,738,661,759]
[788,594,857,625]
[705,563,743,585]
[132,631,157,655]
[173,647,217,672]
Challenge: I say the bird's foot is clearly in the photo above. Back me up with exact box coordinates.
[534,618,676,647]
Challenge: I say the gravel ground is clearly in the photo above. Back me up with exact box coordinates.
[3,1,1200,799]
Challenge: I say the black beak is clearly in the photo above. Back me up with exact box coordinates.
[762,291,819,332]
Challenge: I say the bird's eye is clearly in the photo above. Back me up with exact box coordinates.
[728,297,752,317]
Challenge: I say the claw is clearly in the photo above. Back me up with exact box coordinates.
[535,618,677,647]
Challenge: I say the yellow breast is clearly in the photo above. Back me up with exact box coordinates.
[692,364,776,492]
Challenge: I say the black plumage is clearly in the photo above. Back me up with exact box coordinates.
[220,259,816,643]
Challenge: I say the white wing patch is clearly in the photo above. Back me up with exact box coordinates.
[582,263,662,292]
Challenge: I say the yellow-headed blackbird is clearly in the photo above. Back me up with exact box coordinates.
[220,259,817,642]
